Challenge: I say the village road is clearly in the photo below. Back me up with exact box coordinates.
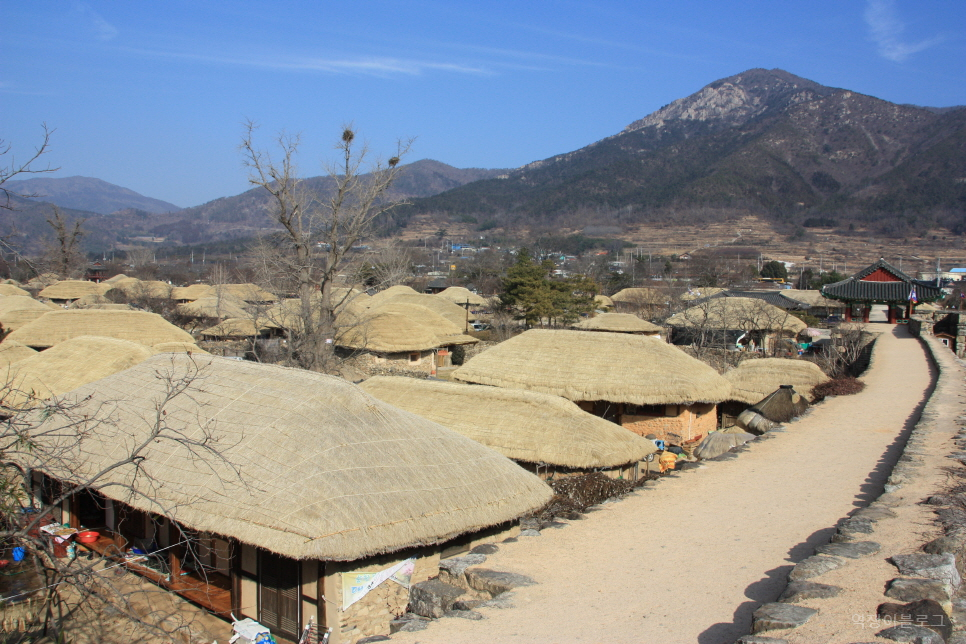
[392,324,935,644]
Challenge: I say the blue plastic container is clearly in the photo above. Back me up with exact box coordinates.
[12,547,25,562]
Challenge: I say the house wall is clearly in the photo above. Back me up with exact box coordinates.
[323,547,441,644]
[340,349,437,377]
[621,403,717,444]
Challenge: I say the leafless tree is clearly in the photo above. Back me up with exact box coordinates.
[1,124,58,211]
[241,121,411,372]
[43,206,87,279]
[0,356,242,641]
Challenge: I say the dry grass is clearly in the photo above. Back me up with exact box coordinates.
[812,377,866,399]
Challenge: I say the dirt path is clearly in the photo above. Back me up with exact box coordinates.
[393,324,935,644]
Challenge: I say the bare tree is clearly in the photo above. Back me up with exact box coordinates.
[241,122,411,372]
[43,206,87,279]
[1,123,58,211]
[0,357,241,641]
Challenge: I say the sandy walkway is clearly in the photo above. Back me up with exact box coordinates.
[393,324,935,644]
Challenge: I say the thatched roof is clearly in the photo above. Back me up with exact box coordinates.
[572,313,661,334]
[754,385,810,423]
[0,284,30,297]
[171,284,214,301]
[338,312,441,353]
[107,278,173,299]
[178,294,251,320]
[436,287,487,306]
[38,280,109,301]
[594,295,614,309]
[153,341,208,354]
[104,274,129,283]
[375,293,470,327]
[200,318,280,339]
[368,302,478,346]
[0,296,56,316]
[0,341,37,366]
[27,354,551,561]
[611,287,667,305]
[666,297,808,334]
[25,273,60,289]
[5,336,157,404]
[724,358,830,404]
[781,289,845,309]
[453,329,731,405]
[680,287,726,301]
[361,377,657,469]
[6,310,195,348]
[369,285,419,303]
[1,310,51,333]
[67,293,111,308]
[219,283,277,303]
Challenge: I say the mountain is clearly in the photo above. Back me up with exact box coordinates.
[3,176,180,215]
[397,68,966,236]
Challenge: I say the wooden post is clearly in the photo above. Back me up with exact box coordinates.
[231,539,242,616]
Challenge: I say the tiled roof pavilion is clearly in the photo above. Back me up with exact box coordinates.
[822,258,943,322]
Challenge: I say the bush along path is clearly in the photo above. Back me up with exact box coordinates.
[738,332,966,644]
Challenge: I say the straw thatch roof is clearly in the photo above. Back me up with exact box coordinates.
[5,336,158,404]
[0,310,51,333]
[680,287,726,301]
[338,312,441,353]
[0,296,56,316]
[107,278,173,299]
[27,354,551,561]
[67,293,111,308]
[454,329,731,405]
[104,274,129,283]
[69,302,133,311]
[572,313,662,335]
[153,341,208,354]
[753,385,810,423]
[25,273,60,289]
[368,301,478,346]
[0,284,30,297]
[436,287,487,307]
[171,284,215,301]
[666,297,808,334]
[178,294,251,320]
[375,293,470,327]
[781,289,845,309]
[369,285,420,303]
[38,280,110,301]
[611,287,667,306]
[724,358,830,404]
[200,318,280,339]
[6,310,195,348]
[0,341,37,366]
[594,295,614,309]
[219,283,277,303]
[361,377,657,469]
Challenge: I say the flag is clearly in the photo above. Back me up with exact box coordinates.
[908,288,918,303]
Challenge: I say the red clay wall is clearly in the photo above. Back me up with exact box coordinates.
[621,403,717,444]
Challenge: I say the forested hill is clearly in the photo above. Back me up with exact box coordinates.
[392,68,966,236]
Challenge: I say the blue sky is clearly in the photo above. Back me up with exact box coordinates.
[3,1,964,208]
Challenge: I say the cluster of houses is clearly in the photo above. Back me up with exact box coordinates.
[0,258,944,643]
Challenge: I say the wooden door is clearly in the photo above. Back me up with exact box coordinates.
[259,550,300,639]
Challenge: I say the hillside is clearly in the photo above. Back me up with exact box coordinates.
[3,176,180,214]
[396,68,966,236]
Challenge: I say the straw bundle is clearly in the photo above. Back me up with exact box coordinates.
[611,288,666,306]
[572,313,661,334]
[361,377,656,468]
[200,318,280,339]
[666,297,808,334]
[680,287,726,301]
[0,284,30,297]
[178,294,250,320]
[153,342,208,354]
[368,301,478,345]
[453,329,731,405]
[754,385,810,423]
[26,354,552,561]
[338,312,441,352]
[376,293,470,328]
[38,280,110,301]
[6,310,195,348]
[4,336,157,404]
[436,287,487,307]
[724,358,830,404]
[0,341,37,366]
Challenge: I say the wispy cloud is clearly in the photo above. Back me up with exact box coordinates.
[71,1,119,41]
[864,0,941,62]
[116,45,490,77]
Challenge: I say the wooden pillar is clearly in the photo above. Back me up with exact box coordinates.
[844,306,852,322]
[887,306,896,324]
[231,539,242,617]
[862,307,871,323]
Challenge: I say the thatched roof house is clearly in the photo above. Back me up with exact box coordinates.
[0,296,59,333]
[368,301,478,346]
[6,310,195,349]
[5,336,157,403]
[594,294,614,309]
[171,283,214,302]
[435,287,487,307]
[666,297,807,355]
[724,358,830,404]
[178,294,251,320]
[38,280,110,303]
[572,313,662,335]
[454,329,730,443]
[153,341,207,354]
[680,287,726,301]
[0,341,37,366]
[611,287,667,307]
[0,310,51,333]
[0,284,31,297]
[361,376,657,472]
[369,284,419,303]
[106,278,173,299]
[374,292,470,328]
[338,312,440,353]
[199,318,282,340]
[30,354,550,639]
